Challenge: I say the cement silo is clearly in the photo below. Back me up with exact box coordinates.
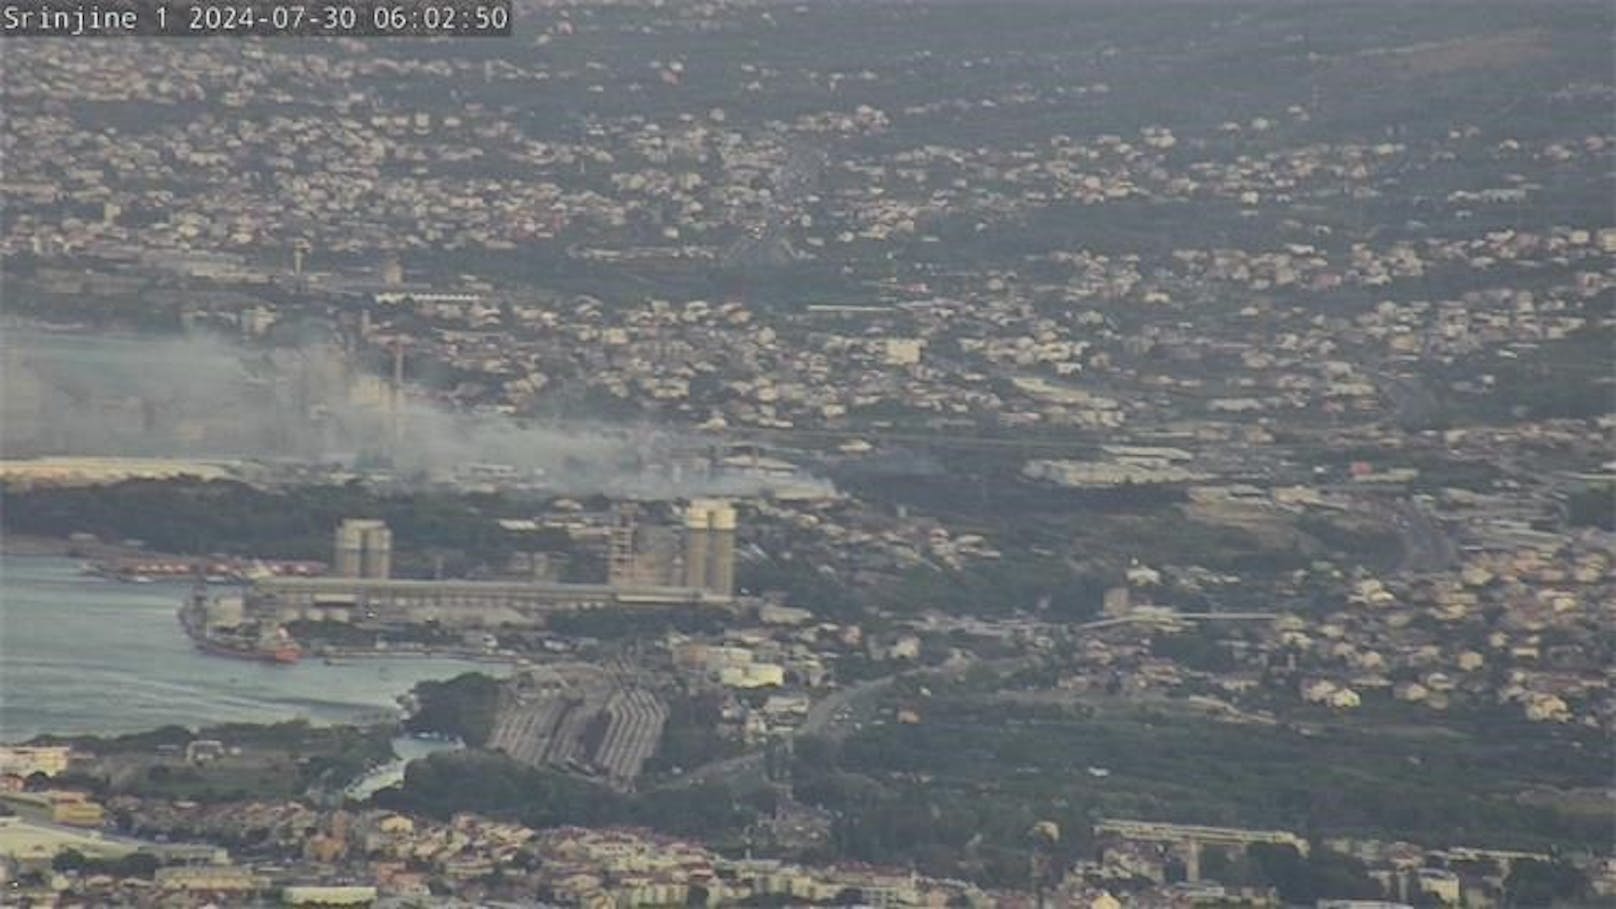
[360,523,392,580]
[682,502,711,591]
[681,499,736,598]
[334,519,392,580]
[334,519,368,578]
[707,502,737,598]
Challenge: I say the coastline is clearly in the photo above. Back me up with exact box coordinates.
[3,538,525,667]
[2,552,514,741]
[0,532,182,562]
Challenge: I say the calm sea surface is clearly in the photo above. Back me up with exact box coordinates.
[0,554,498,743]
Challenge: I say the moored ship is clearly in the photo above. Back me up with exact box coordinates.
[179,583,302,664]
[192,629,303,664]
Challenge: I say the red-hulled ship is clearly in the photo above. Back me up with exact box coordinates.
[192,626,303,664]
[179,584,302,664]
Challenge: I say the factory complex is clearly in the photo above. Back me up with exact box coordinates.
[217,502,740,632]
[246,576,716,627]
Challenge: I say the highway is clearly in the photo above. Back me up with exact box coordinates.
[661,613,1285,792]
[661,653,999,791]
[662,673,900,791]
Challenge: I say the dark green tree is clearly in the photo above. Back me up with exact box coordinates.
[1504,859,1591,908]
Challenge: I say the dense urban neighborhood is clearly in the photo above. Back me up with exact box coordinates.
[0,0,1611,906]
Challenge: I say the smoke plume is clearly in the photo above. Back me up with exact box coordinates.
[0,326,834,499]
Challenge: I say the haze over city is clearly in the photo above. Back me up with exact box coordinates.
[0,1,1611,907]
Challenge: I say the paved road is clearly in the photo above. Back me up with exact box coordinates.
[662,656,979,791]
[663,674,900,790]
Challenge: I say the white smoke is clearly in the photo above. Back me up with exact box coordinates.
[0,326,835,499]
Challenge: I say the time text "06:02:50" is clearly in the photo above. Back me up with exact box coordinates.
[0,2,512,37]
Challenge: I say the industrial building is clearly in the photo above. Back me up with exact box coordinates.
[242,503,739,629]
[486,663,668,792]
[604,499,736,597]
[607,503,682,588]
[0,746,73,778]
[247,576,718,627]
[333,518,392,580]
[681,498,737,598]
[0,790,106,828]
